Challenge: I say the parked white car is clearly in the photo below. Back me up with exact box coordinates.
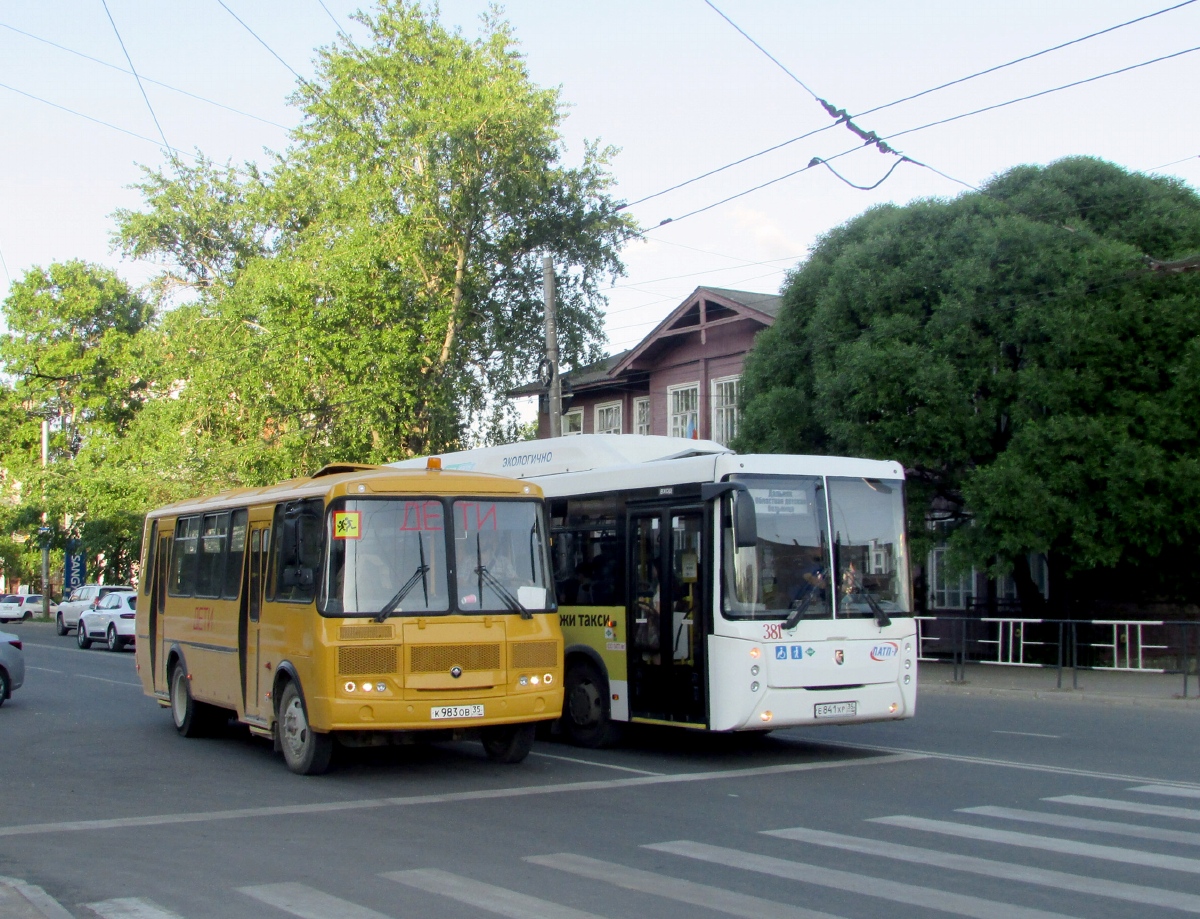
[77,590,137,652]
[0,594,53,622]
[0,629,24,706]
[56,584,134,635]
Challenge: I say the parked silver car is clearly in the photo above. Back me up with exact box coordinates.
[56,584,134,635]
[0,629,24,706]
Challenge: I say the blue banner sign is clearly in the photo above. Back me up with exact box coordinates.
[64,553,86,593]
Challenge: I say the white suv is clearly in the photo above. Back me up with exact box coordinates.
[56,584,134,636]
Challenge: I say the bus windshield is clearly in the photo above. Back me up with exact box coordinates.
[322,498,450,616]
[721,474,909,620]
[453,499,552,613]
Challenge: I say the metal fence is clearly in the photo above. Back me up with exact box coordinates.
[915,615,1200,697]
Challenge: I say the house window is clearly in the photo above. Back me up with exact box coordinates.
[563,409,583,436]
[634,397,651,436]
[711,375,740,446]
[668,383,699,439]
[928,546,974,610]
[594,401,622,435]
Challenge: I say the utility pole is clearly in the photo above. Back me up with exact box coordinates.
[40,418,50,620]
[543,255,562,438]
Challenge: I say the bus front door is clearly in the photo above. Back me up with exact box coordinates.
[240,526,268,719]
[628,506,707,727]
[152,533,170,693]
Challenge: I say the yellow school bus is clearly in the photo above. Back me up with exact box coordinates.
[134,462,563,774]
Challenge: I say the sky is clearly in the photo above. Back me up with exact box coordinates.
[1,0,1198,361]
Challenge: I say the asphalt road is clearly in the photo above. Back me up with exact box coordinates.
[2,620,1199,919]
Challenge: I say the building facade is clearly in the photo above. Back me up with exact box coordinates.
[517,286,781,444]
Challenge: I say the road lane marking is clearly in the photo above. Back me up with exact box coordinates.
[645,840,1079,919]
[1131,784,1200,799]
[991,731,1060,738]
[75,674,141,687]
[385,868,604,919]
[527,852,846,919]
[765,825,1200,914]
[871,814,1200,875]
[27,666,63,673]
[961,805,1200,846]
[85,897,186,919]
[1047,794,1200,822]
[0,752,923,838]
[817,739,1200,790]
[239,883,391,919]
[527,751,664,775]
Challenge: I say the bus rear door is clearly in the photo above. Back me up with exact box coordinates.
[627,503,707,727]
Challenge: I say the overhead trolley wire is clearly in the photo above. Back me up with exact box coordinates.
[100,0,176,164]
[622,0,1198,212]
[0,21,289,129]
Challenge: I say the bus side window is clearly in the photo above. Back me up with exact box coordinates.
[222,509,248,600]
[169,516,201,597]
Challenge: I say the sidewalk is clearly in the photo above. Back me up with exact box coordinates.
[0,878,71,919]
[919,660,1200,709]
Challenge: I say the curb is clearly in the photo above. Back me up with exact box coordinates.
[920,680,1200,710]
[0,878,72,919]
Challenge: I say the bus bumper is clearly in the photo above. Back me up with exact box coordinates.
[311,689,563,732]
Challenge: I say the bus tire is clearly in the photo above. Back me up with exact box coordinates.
[563,659,619,749]
[278,682,334,775]
[56,613,66,636]
[169,662,220,738]
[481,722,535,764]
[77,624,92,649]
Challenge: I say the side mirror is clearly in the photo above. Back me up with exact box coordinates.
[732,489,758,549]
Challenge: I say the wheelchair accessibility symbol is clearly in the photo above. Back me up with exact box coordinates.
[775,646,788,660]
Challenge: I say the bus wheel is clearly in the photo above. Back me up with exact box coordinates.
[563,659,618,749]
[278,682,334,775]
[170,662,217,738]
[481,723,535,764]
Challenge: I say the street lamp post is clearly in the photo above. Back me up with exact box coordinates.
[39,527,51,620]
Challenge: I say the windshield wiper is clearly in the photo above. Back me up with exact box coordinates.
[474,534,532,619]
[847,583,892,628]
[375,536,429,622]
[783,588,817,631]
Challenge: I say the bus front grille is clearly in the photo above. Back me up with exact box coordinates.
[511,641,558,669]
[410,644,502,673]
[338,645,398,675]
[339,624,394,641]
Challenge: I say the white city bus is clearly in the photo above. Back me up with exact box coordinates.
[393,435,915,746]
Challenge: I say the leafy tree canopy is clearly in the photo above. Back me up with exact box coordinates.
[113,0,633,474]
[737,156,1200,604]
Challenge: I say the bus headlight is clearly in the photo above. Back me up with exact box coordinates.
[751,665,759,676]
[751,681,760,692]
[519,676,529,686]
[344,681,356,692]
[544,673,554,685]
[750,647,761,659]
[905,659,911,669]
[376,682,387,693]
[531,675,540,685]
[760,711,773,723]
[904,674,911,685]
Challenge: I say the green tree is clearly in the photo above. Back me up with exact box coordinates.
[0,261,153,587]
[114,0,632,473]
[737,157,1200,608]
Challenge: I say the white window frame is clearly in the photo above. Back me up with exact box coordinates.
[710,374,741,446]
[562,409,583,436]
[668,383,700,439]
[634,397,651,436]
[594,401,622,435]
[928,546,975,610]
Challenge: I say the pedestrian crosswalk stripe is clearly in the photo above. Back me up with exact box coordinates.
[871,815,1200,875]
[962,805,1200,846]
[1047,794,1200,822]
[527,852,846,919]
[645,840,1080,919]
[764,825,1200,914]
[237,882,392,919]
[84,898,185,919]
[1130,785,1200,800]
[384,868,605,919]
